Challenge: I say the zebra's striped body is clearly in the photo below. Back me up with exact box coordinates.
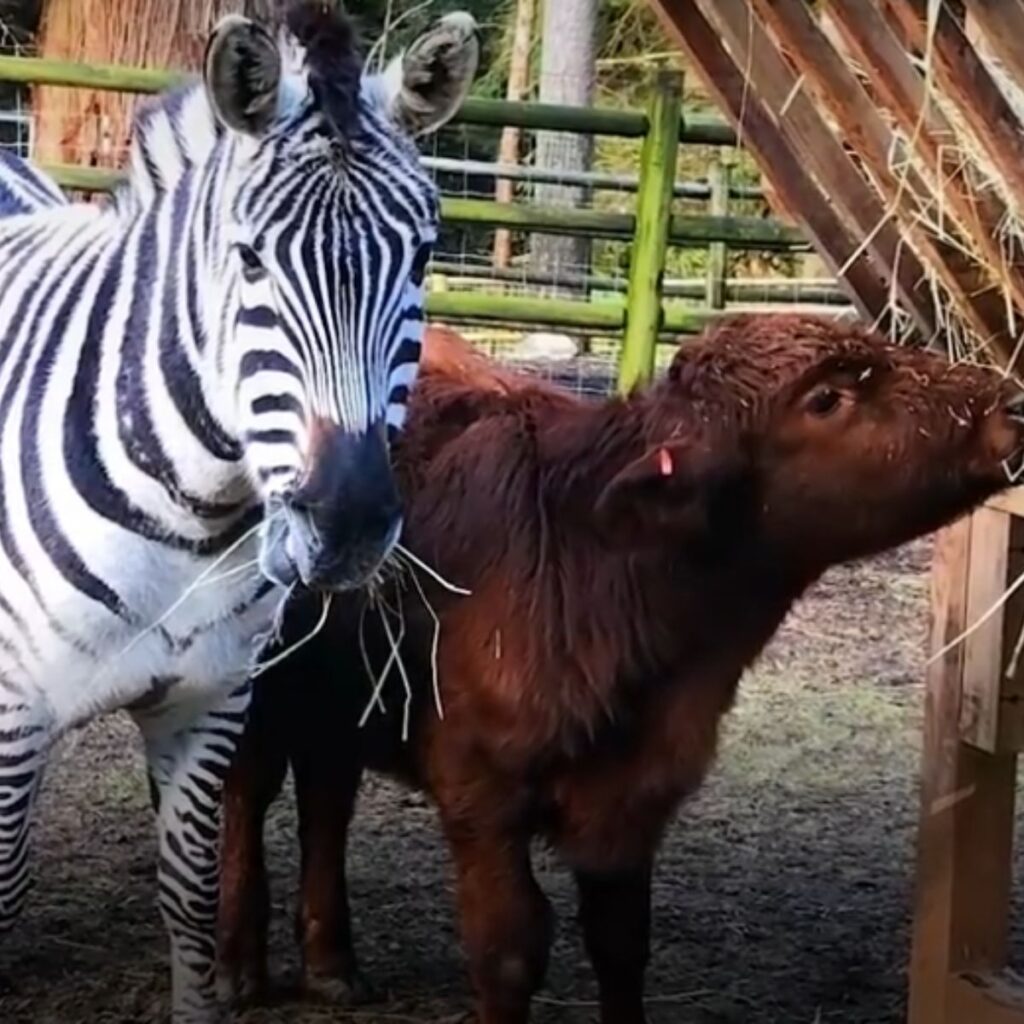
[0,5,478,1021]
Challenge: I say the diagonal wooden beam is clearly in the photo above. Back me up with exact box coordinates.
[703,0,935,337]
[748,0,1012,357]
[888,0,1024,211]
[965,0,1024,90]
[825,0,1024,332]
[646,0,892,329]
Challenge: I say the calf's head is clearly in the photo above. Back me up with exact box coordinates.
[596,314,1024,571]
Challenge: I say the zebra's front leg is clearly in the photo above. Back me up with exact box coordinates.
[0,698,51,935]
[136,682,252,1024]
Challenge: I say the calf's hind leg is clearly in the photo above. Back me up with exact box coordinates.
[217,684,288,1006]
[293,741,366,1004]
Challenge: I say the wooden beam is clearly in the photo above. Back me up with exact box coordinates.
[960,507,1012,751]
[965,0,1024,90]
[887,0,1024,219]
[948,972,1024,1024]
[752,0,1014,360]
[646,0,892,327]
[909,515,1018,1024]
[826,0,1024,345]
[702,0,936,337]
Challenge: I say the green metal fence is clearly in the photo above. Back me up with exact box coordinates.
[0,54,814,391]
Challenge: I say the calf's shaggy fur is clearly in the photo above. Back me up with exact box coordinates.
[218,315,1024,1024]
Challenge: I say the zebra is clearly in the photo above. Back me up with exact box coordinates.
[0,3,478,1021]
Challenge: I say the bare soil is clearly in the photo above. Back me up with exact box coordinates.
[1,537,1008,1024]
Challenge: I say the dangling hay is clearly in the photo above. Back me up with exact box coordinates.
[31,0,273,168]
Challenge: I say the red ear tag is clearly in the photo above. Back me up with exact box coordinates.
[658,447,674,476]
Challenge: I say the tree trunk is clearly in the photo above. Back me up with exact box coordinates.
[492,0,536,269]
[32,0,271,168]
[529,0,598,293]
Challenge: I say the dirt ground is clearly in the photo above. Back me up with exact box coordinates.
[1,536,1011,1024]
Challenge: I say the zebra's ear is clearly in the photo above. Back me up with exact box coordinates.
[382,12,480,137]
[204,14,283,137]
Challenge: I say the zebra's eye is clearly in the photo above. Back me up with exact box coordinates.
[237,244,262,270]
[410,242,432,287]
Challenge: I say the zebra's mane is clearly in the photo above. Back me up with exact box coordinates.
[111,83,222,219]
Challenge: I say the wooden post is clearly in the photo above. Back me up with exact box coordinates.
[618,71,682,395]
[909,500,1024,1024]
[705,153,730,310]
[493,0,536,270]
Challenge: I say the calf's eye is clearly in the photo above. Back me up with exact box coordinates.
[806,387,842,417]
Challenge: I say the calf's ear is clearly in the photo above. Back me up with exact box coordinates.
[595,440,744,547]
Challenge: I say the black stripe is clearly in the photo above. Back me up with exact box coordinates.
[251,393,304,417]
[238,305,278,330]
[117,211,238,520]
[159,172,243,463]
[22,251,134,621]
[239,349,303,380]
[243,429,295,446]
[64,242,248,550]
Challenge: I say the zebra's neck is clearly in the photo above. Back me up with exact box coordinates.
[101,85,258,526]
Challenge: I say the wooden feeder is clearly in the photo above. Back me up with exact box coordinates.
[910,489,1024,1024]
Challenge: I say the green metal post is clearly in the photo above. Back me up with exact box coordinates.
[618,71,683,395]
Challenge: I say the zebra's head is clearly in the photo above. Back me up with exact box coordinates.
[203,1,478,591]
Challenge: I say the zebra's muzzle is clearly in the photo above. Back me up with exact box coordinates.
[258,422,402,591]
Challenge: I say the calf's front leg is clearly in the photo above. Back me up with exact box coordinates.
[574,860,653,1024]
[444,823,553,1024]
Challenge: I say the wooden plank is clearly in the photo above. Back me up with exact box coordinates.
[887,0,1024,217]
[826,0,1024,355]
[948,972,1024,1024]
[703,0,936,337]
[751,0,1013,358]
[995,518,1024,752]
[964,0,1024,91]
[960,507,1012,751]
[908,515,1018,1024]
[986,487,1024,518]
[646,0,892,327]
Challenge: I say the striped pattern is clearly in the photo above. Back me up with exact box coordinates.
[0,26,441,1023]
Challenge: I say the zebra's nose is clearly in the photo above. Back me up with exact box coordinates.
[285,421,402,590]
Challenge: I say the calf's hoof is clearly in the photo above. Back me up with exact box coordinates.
[216,966,271,1008]
[302,967,376,1007]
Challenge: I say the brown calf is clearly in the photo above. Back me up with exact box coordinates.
[218,315,1024,1024]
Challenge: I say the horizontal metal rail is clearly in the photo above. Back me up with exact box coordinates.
[41,165,806,250]
[0,54,737,143]
[429,262,850,304]
[426,291,714,334]
[423,156,766,200]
